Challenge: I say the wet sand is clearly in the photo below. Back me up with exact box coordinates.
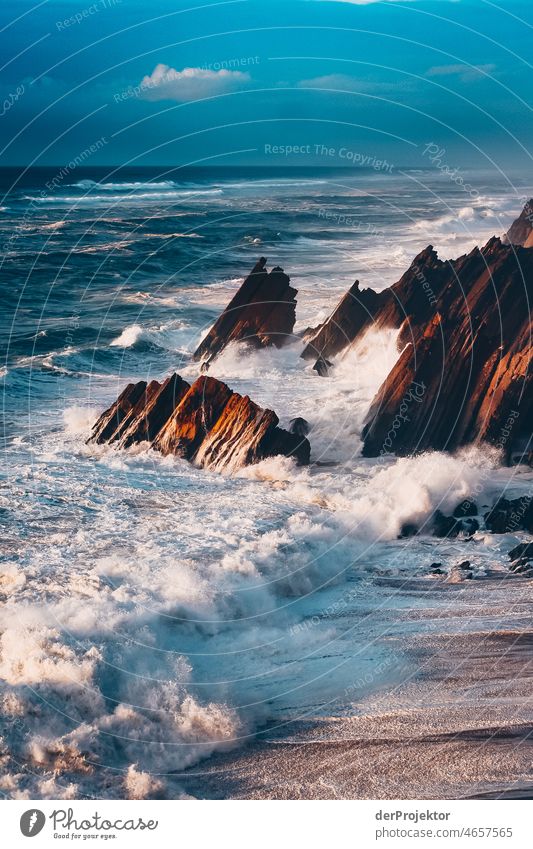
[176,573,533,799]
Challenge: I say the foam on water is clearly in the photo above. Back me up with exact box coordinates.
[2,167,533,798]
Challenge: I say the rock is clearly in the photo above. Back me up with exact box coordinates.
[484,497,533,534]
[429,562,445,575]
[301,280,390,362]
[88,380,150,445]
[508,542,533,562]
[509,559,533,576]
[116,374,190,448]
[90,373,311,471]
[463,518,480,536]
[399,522,418,538]
[432,510,462,538]
[504,199,533,247]
[301,246,449,366]
[431,510,479,539]
[193,258,298,366]
[361,235,533,458]
[446,565,473,583]
[313,356,333,377]
[453,500,478,518]
[289,417,310,436]
[457,560,472,571]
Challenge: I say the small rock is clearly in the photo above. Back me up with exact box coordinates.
[508,542,533,562]
[313,356,333,377]
[399,523,418,538]
[289,417,310,437]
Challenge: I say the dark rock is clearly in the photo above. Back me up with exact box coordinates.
[453,500,478,518]
[484,497,533,534]
[289,417,310,437]
[153,375,233,460]
[432,510,463,538]
[312,356,333,377]
[457,560,472,571]
[504,199,533,247]
[193,258,298,367]
[509,559,533,575]
[508,542,533,562]
[463,518,480,536]
[429,562,445,575]
[399,523,418,538]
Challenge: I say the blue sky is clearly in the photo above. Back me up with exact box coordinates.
[0,0,531,168]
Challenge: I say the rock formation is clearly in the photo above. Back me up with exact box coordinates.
[193,258,298,367]
[361,236,532,457]
[88,374,310,471]
[301,245,453,365]
[504,198,533,247]
[301,280,390,362]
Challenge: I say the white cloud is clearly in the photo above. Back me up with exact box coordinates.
[138,64,251,102]
[426,63,496,82]
[298,73,363,90]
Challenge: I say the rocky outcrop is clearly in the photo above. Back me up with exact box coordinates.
[361,237,533,457]
[88,374,310,471]
[193,258,298,367]
[484,497,533,534]
[301,280,391,361]
[504,199,533,247]
[301,245,456,365]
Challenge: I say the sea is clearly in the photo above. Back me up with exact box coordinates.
[1,165,532,799]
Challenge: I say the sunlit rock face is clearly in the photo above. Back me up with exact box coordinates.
[88,374,310,471]
[193,257,298,367]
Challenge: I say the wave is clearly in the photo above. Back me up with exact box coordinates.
[23,188,223,204]
[110,324,144,347]
[72,179,181,190]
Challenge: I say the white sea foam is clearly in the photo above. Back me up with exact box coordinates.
[4,171,533,799]
[110,324,144,347]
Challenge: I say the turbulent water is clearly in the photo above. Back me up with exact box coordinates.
[1,165,532,800]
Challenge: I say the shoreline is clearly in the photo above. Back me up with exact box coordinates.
[176,573,533,800]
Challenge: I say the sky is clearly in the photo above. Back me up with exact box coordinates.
[0,0,531,169]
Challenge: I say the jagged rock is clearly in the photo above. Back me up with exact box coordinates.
[156,376,310,471]
[484,497,533,534]
[193,258,298,366]
[88,380,151,445]
[117,374,190,448]
[89,373,310,471]
[301,246,451,367]
[87,376,191,447]
[301,280,390,362]
[504,199,533,247]
[289,417,310,436]
[362,236,533,457]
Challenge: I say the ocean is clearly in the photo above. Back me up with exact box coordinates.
[1,165,533,799]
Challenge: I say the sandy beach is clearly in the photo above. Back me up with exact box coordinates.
[177,572,533,799]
